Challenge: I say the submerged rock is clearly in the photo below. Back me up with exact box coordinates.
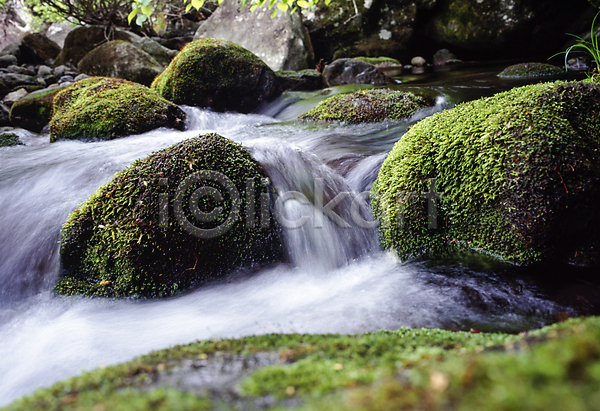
[49,77,186,142]
[77,40,164,86]
[300,88,431,123]
[322,58,395,87]
[498,62,564,79]
[56,133,283,298]
[373,81,600,267]
[0,131,23,147]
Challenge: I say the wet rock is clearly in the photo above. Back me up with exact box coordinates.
[300,88,431,123]
[77,40,164,86]
[433,49,463,66]
[20,33,61,66]
[0,103,10,126]
[322,58,395,87]
[2,88,28,106]
[6,65,35,76]
[0,79,9,100]
[498,62,563,79]
[0,73,38,89]
[37,65,53,77]
[276,69,323,91]
[151,38,281,113]
[411,56,426,67]
[0,42,22,63]
[194,0,314,71]
[56,133,283,298]
[58,75,74,84]
[373,80,600,268]
[0,131,24,147]
[133,37,174,67]
[9,84,69,133]
[53,65,69,77]
[50,76,186,142]
[567,57,589,72]
[74,73,89,82]
[54,25,141,68]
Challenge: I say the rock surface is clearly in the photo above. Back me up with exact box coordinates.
[151,38,281,113]
[20,33,61,66]
[300,88,431,123]
[498,62,564,78]
[56,133,283,298]
[9,85,69,133]
[373,80,600,267]
[194,0,314,71]
[77,40,164,86]
[322,58,395,87]
[50,77,186,142]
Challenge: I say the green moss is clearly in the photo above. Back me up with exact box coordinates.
[0,132,23,147]
[299,89,432,124]
[352,57,401,66]
[8,85,68,133]
[5,317,600,411]
[57,133,283,298]
[49,77,186,142]
[151,38,281,113]
[498,63,564,79]
[372,81,600,266]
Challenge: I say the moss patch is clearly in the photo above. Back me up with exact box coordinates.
[498,63,564,79]
[151,38,281,113]
[56,133,283,298]
[49,77,186,142]
[0,132,23,147]
[353,56,401,67]
[299,88,432,124]
[5,317,600,411]
[372,81,600,267]
[8,85,68,133]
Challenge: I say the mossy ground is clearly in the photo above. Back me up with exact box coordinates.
[0,132,23,147]
[56,133,282,298]
[4,316,600,410]
[498,63,564,79]
[299,88,432,124]
[49,77,186,142]
[151,38,281,113]
[372,81,600,266]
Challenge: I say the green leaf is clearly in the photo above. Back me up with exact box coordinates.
[127,7,138,24]
[136,13,148,25]
[191,0,204,9]
[297,0,308,7]
[271,8,277,18]
[141,4,152,15]
[185,2,193,12]
[277,2,288,12]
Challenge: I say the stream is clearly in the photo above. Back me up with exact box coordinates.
[1,65,598,406]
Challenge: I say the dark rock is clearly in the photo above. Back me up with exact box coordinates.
[0,55,18,68]
[0,131,24,147]
[9,85,69,133]
[276,69,323,91]
[0,103,10,126]
[300,88,432,123]
[0,42,22,63]
[322,58,395,87]
[151,38,282,113]
[37,65,53,77]
[194,0,314,71]
[133,37,173,67]
[373,80,600,268]
[58,75,74,84]
[433,49,463,66]
[77,40,164,86]
[20,33,61,65]
[0,73,38,89]
[53,26,141,68]
[410,56,426,67]
[50,77,186,142]
[0,79,9,100]
[55,133,283,298]
[6,65,35,76]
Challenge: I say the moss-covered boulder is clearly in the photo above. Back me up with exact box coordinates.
[56,133,283,298]
[373,81,600,267]
[0,131,23,147]
[299,89,431,123]
[151,38,282,113]
[77,40,165,86]
[276,69,322,91]
[498,62,564,79]
[8,85,69,133]
[49,77,186,142]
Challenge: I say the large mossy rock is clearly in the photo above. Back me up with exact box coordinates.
[56,133,282,298]
[53,26,140,68]
[300,89,431,123]
[9,85,69,133]
[77,40,164,86]
[49,77,186,142]
[498,62,564,79]
[194,0,314,71]
[151,38,282,113]
[373,81,600,267]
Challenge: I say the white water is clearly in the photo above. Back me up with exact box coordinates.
[0,99,570,405]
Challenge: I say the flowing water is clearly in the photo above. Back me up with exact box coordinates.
[0,66,598,405]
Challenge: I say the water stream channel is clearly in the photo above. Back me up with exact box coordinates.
[0,65,599,405]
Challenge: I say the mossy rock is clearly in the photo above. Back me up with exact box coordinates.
[56,133,283,298]
[0,132,23,147]
[352,56,401,67]
[49,77,186,142]
[276,69,323,91]
[498,62,564,79]
[151,38,282,113]
[77,40,165,86]
[8,85,69,133]
[6,316,600,410]
[372,81,600,267]
[299,89,432,123]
